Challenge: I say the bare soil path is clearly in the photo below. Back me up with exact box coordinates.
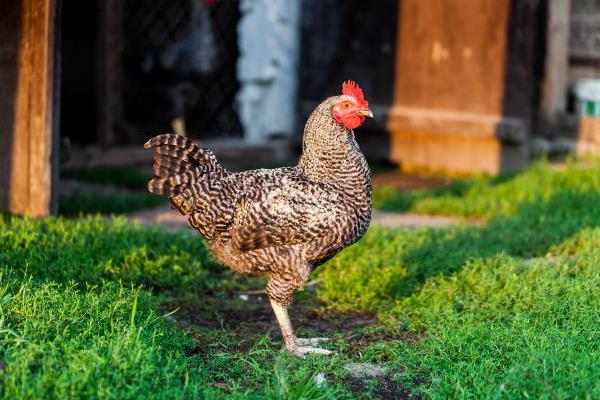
[128,204,465,231]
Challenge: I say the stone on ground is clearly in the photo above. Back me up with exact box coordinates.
[344,363,389,379]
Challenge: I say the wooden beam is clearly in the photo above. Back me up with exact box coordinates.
[387,0,538,174]
[0,0,56,216]
[541,0,570,116]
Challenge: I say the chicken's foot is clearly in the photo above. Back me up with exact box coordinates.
[269,299,331,357]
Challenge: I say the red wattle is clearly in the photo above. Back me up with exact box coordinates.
[342,116,364,130]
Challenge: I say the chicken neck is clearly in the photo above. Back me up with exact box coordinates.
[297,99,368,186]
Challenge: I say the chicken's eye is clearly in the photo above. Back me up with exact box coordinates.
[342,102,351,109]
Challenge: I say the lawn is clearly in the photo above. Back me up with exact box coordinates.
[59,166,163,216]
[2,158,600,398]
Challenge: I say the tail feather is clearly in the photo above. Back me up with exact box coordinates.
[147,177,178,197]
[153,165,178,179]
[144,134,225,204]
[144,134,191,150]
[153,153,190,177]
[153,152,190,170]
[145,134,219,166]
[166,164,219,186]
[155,145,190,160]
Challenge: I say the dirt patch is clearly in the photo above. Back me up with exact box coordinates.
[170,294,421,360]
[168,293,428,397]
[371,211,463,229]
[347,329,422,354]
[170,293,380,344]
[129,204,189,231]
[344,375,424,400]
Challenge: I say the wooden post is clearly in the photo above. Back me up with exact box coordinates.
[541,0,570,116]
[387,0,538,174]
[0,0,57,216]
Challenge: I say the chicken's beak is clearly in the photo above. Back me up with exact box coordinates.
[357,108,374,118]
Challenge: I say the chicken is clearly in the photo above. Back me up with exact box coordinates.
[144,81,373,356]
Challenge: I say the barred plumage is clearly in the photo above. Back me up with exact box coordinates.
[145,89,373,356]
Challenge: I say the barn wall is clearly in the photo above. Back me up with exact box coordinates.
[0,0,57,216]
[387,0,544,174]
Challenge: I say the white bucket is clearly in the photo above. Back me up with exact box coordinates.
[573,80,600,117]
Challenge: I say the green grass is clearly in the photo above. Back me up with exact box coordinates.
[59,165,163,216]
[373,157,600,219]
[318,158,600,397]
[0,216,362,399]
[392,251,600,399]
[58,190,164,216]
[62,166,150,190]
[319,187,600,309]
[3,158,600,398]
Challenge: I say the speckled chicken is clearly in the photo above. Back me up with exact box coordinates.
[145,81,373,356]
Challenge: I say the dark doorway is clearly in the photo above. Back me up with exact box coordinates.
[59,0,98,145]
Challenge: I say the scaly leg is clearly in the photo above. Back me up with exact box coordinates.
[269,299,331,357]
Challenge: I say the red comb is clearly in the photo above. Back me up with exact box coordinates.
[342,80,368,108]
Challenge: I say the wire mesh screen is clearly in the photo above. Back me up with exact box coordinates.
[118,0,242,143]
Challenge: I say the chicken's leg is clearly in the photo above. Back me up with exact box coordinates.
[269,299,331,357]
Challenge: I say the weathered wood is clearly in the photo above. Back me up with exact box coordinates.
[542,0,570,115]
[577,116,600,152]
[0,0,56,216]
[387,0,540,174]
[393,0,510,116]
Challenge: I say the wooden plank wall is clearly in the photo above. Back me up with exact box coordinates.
[387,0,541,174]
[541,0,570,116]
[0,0,56,216]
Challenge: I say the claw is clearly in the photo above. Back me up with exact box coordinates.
[295,337,330,346]
[284,337,332,357]
[284,344,332,358]
[296,346,332,356]
[270,299,331,358]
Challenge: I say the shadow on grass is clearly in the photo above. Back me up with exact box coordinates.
[384,189,600,299]
[317,186,600,311]
[372,171,516,213]
[58,190,164,216]
[62,165,150,190]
